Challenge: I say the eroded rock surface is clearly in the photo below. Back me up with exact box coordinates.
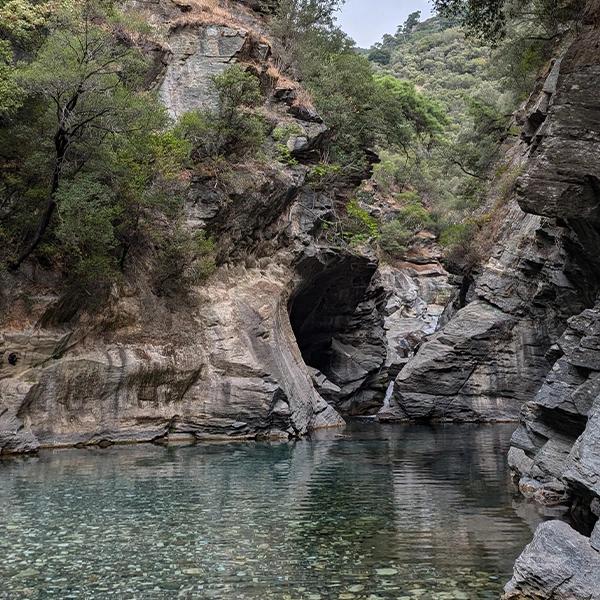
[379,198,585,422]
[0,0,350,453]
[503,521,600,600]
[504,5,600,593]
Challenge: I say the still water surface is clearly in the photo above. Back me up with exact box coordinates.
[0,423,541,599]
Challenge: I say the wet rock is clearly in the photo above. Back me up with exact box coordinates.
[503,521,600,599]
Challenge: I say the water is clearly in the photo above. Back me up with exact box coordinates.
[0,423,542,599]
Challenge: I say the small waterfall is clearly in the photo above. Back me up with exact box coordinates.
[382,380,395,410]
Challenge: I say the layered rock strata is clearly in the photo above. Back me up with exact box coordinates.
[504,3,600,596]
[0,0,346,453]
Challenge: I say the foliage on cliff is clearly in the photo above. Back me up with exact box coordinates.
[359,3,577,271]
[272,0,448,171]
[0,0,217,301]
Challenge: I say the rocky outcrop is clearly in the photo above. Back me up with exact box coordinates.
[509,305,600,510]
[288,230,455,417]
[380,7,600,424]
[379,196,587,422]
[503,5,600,595]
[159,25,249,118]
[503,521,600,599]
[379,236,455,377]
[0,0,350,453]
[0,0,459,451]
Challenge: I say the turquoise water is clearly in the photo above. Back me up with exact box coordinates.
[0,423,540,599]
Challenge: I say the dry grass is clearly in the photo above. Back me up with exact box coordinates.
[170,0,250,31]
[265,63,316,111]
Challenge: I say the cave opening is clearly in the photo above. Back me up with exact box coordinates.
[288,252,386,414]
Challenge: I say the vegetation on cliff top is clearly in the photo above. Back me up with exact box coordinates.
[0,1,220,302]
[0,0,582,308]
[345,0,578,271]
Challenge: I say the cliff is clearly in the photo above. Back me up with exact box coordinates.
[371,0,600,593]
[0,0,342,452]
[0,0,453,452]
[503,3,600,596]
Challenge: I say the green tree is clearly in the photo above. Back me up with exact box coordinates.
[433,0,506,41]
[272,0,345,65]
[433,0,578,42]
[0,42,23,118]
[7,3,164,269]
[0,0,52,118]
[402,11,422,34]
[177,65,265,160]
[367,46,391,65]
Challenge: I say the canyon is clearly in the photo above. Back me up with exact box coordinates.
[1,0,600,597]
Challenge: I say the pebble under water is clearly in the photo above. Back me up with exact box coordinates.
[0,422,542,599]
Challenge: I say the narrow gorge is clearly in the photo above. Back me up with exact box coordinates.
[1,0,599,598]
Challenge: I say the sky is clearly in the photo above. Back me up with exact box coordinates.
[336,0,434,48]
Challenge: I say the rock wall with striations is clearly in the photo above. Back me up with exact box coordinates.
[379,168,592,422]
[0,0,347,453]
[503,4,600,596]
[0,0,452,452]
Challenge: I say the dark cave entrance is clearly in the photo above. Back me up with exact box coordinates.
[288,251,386,414]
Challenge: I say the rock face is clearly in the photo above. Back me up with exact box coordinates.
[380,6,600,424]
[379,194,588,422]
[509,305,600,509]
[503,521,600,600]
[159,25,249,118]
[502,5,600,596]
[0,0,349,453]
[1,0,454,451]
[288,233,455,416]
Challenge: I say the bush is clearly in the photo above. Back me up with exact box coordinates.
[154,228,216,296]
[308,162,342,187]
[438,217,490,273]
[55,175,121,291]
[379,220,412,258]
[177,66,266,160]
[342,198,379,244]
[395,194,433,231]
[178,109,266,161]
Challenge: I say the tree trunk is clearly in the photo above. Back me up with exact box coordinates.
[8,129,69,271]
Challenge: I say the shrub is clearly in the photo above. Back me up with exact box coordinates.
[395,196,433,231]
[177,66,267,160]
[154,228,216,295]
[308,162,342,187]
[438,218,490,273]
[379,220,412,258]
[272,122,303,142]
[342,198,379,244]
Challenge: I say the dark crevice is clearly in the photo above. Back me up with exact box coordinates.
[289,251,385,414]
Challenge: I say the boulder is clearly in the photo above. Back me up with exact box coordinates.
[503,521,600,599]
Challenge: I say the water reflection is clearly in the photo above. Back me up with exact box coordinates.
[0,423,540,599]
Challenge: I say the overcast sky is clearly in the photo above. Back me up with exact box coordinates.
[336,0,434,47]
